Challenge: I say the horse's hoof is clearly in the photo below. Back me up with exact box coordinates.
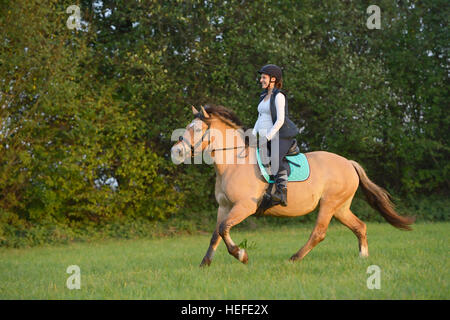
[238,249,248,264]
[359,247,369,258]
[359,252,369,258]
[199,257,211,267]
[289,254,299,262]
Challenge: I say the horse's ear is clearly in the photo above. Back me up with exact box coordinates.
[191,105,199,115]
[201,106,210,118]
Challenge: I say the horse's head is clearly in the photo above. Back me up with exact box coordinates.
[171,105,213,164]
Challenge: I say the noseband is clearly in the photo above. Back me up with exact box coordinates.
[178,123,211,157]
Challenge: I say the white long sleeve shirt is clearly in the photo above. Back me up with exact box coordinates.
[252,92,285,141]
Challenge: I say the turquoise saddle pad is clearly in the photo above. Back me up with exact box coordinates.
[256,148,310,183]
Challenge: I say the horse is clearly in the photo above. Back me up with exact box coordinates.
[170,104,415,266]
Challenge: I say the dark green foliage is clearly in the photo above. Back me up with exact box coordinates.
[0,0,179,237]
[0,0,448,246]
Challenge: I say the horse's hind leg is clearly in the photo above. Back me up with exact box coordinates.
[290,202,335,262]
[334,201,369,257]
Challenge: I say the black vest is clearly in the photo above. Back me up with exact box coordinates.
[259,88,299,139]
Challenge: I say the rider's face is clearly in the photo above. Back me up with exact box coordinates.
[260,74,275,89]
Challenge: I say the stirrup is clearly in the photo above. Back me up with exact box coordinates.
[272,187,287,206]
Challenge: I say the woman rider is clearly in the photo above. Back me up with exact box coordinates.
[252,64,299,206]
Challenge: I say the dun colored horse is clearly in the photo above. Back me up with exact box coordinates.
[171,105,415,266]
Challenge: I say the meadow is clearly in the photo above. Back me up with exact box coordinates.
[0,222,448,300]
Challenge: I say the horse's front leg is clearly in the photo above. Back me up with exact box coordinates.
[200,229,221,267]
[218,202,254,264]
[199,206,229,267]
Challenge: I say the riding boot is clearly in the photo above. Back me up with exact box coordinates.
[271,169,288,206]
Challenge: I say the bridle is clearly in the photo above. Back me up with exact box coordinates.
[178,120,248,158]
[178,123,212,157]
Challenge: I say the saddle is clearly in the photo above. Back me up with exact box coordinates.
[254,139,310,216]
[256,139,309,184]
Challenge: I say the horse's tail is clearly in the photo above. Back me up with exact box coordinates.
[349,160,416,231]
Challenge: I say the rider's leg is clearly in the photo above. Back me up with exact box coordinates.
[271,137,294,206]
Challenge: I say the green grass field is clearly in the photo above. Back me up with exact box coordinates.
[0,222,448,299]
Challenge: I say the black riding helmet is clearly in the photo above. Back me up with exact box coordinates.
[258,64,282,83]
